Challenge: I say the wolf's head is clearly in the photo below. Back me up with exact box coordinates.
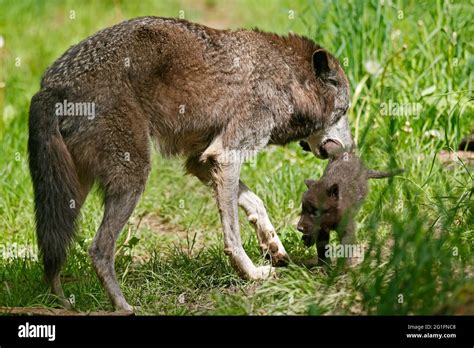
[302,49,353,159]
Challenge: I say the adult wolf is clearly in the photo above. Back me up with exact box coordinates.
[28,17,353,311]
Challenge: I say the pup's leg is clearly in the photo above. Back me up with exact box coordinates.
[316,231,330,266]
[238,181,288,266]
[340,219,358,267]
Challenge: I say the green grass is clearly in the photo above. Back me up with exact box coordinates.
[0,0,472,315]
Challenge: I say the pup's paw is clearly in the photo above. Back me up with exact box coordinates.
[302,234,316,247]
[346,256,362,268]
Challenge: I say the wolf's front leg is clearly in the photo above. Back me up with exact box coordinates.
[238,181,289,266]
[210,158,274,280]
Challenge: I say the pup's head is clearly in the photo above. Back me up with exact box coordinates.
[297,179,341,246]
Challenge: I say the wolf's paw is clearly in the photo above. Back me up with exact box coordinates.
[248,265,275,280]
[261,240,290,267]
[114,301,135,313]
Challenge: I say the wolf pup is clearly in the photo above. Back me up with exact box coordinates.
[297,152,403,265]
[29,17,353,311]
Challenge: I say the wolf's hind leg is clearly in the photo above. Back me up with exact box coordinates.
[238,181,289,266]
[50,274,72,309]
[89,188,145,311]
[88,109,151,311]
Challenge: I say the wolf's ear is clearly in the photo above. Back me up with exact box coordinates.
[312,49,331,78]
[327,183,339,200]
[304,179,316,188]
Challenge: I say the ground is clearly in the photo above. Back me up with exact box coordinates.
[0,0,473,315]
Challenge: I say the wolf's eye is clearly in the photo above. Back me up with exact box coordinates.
[327,77,338,86]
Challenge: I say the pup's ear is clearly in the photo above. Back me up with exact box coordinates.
[312,49,331,78]
[304,179,316,188]
[327,183,339,200]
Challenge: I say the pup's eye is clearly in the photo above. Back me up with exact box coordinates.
[309,210,320,218]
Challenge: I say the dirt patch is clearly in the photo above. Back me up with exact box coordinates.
[133,213,189,237]
[125,213,211,263]
[438,150,474,167]
[221,283,258,297]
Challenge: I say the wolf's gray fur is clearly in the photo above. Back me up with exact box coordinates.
[29,17,353,310]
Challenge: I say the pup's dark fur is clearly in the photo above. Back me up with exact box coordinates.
[29,17,354,310]
[297,152,403,264]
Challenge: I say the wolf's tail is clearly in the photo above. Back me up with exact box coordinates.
[28,88,82,282]
[367,168,405,179]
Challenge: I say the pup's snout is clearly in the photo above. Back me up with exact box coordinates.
[301,234,315,247]
[298,220,316,246]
